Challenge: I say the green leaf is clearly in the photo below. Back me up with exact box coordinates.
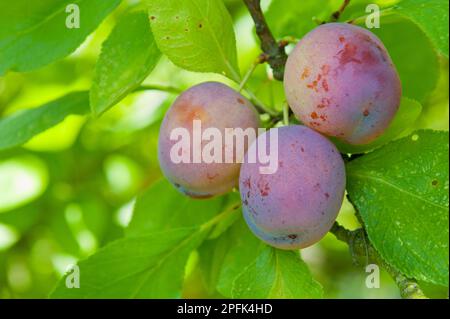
[126,179,236,237]
[0,0,121,75]
[265,0,341,39]
[197,234,232,295]
[392,0,449,58]
[265,0,405,40]
[50,227,206,298]
[232,247,323,299]
[50,179,241,298]
[217,219,322,298]
[247,66,286,112]
[90,10,161,115]
[0,92,89,151]
[333,97,423,154]
[347,130,449,286]
[217,219,265,296]
[146,0,240,81]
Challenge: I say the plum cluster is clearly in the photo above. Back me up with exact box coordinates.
[158,23,401,249]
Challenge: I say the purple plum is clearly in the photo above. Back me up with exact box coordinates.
[158,82,260,198]
[284,23,402,145]
[239,125,346,249]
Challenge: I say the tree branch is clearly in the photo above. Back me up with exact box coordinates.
[243,0,288,81]
[330,222,427,299]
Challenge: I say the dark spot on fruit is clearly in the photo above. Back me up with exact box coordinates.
[150,16,156,20]
[432,180,439,186]
[307,80,319,92]
[322,79,329,92]
[199,23,203,28]
[362,50,378,65]
[374,44,388,62]
[257,179,270,197]
[363,109,370,117]
[338,43,362,65]
[243,199,248,206]
[301,147,305,152]
[237,98,245,104]
[288,234,298,239]
[321,64,330,75]
[243,177,251,189]
[249,206,258,216]
[311,112,319,119]
[318,97,331,109]
[324,193,330,199]
[301,68,310,80]
[339,36,346,43]
[174,183,181,188]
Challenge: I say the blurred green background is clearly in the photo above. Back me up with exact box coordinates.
[0,0,448,298]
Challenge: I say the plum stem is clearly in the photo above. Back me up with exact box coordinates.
[330,222,428,299]
[243,0,288,81]
[282,103,290,126]
[238,57,263,93]
[200,202,241,231]
[330,0,351,22]
[246,89,278,116]
[280,36,299,44]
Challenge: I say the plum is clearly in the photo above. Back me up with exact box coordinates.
[239,125,345,249]
[284,23,402,145]
[158,82,260,198]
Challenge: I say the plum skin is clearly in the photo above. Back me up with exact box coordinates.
[284,23,402,145]
[239,125,346,250]
[158,82,260,198]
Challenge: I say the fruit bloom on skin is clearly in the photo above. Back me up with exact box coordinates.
[239,125,346,249]
[284,23,402,145]
[158,82,260,198]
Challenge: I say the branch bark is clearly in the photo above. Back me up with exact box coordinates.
[243,0,288,81]
[330,222,428,299]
